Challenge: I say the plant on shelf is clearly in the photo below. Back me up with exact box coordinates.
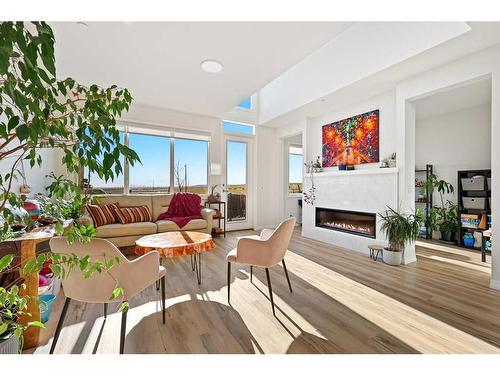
[303,156,322,205]
[378,206,423,265]
[0,21,141,352]
[424,174,458,242]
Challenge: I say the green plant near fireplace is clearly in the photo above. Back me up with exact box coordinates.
[0,21,141,352]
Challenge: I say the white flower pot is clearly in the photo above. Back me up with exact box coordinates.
[0,334,20,354]
[383,248,403,266]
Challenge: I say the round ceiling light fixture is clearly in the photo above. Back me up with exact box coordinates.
[200,59,223,73]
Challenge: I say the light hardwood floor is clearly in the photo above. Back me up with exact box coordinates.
[28,228,500,354]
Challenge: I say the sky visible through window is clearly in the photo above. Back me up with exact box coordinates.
[237,96,252,110]
[174,138,208,187]
[227,141,247,186]
[289,152,303,183]
[222,120,254,135]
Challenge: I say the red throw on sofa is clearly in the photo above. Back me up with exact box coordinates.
[157,192,203,228]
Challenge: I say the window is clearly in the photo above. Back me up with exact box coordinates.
[82,127,209,195]
[226,140,247,221]
[129,133,170,193]
[222,120,254,135]
[236,96,252,110]
[84,131,125,194]
[174,138,208,194]
[288,145,303,195]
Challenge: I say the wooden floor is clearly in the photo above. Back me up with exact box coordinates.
[28,228,500,354]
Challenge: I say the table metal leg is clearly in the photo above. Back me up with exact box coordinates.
[192,252,202,285]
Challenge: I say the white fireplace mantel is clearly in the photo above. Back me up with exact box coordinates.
[302,166,399,257]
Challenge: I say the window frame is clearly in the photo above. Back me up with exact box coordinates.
[287,144,303,198]
[222,119,255,137]
[82,125,210,195]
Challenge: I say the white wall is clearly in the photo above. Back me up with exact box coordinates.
[416,104,491,206]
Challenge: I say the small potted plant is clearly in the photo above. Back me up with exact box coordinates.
[378,206,423,266]
[207,184,221,203]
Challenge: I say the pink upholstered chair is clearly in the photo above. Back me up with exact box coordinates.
[226,217,296,316]
[49,237,166,354]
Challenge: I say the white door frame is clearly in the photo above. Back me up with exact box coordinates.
[223,134,254,231]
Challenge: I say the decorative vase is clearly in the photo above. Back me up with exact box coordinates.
[0,334,20,354]
[207,195,219,203]
[441,231,455,243]
[383,248,402,266]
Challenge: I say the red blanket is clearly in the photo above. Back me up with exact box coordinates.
[157,192,203,228]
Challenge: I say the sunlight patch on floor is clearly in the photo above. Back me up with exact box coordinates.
[286,251,500,354]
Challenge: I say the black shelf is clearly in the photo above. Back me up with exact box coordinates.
[457,169,491,249]
[415,164,433,239]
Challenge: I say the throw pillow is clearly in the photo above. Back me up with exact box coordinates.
[112,205,152,224]
[86,203,119,227]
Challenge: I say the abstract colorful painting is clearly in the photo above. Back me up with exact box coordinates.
[322,109,379,167]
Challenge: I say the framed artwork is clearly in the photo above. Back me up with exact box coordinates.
[322,109,379,167]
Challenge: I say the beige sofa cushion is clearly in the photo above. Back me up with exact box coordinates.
[156,219,207,232]
[151,194,174,220]
[96,221,157,238]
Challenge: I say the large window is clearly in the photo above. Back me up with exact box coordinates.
[84,131,125,194]
[288,145,303,195]
[174,138,208,194]
[129,133,170,193]
[84,127,208,195]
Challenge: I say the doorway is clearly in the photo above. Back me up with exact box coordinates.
[282,133,303,224]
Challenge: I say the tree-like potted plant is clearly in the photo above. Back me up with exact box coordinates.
[378,206,423,266]
[0,21,140,353]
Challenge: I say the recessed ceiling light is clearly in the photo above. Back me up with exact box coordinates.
[200,59,223,74]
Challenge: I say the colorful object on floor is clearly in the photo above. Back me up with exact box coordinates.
[463,233,475,248]
[157,192,203,228]
[38,274,49,287]
[39,294,56,323]
[22,199,42,219]
[322,109,379,167]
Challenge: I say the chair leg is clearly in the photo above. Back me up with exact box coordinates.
[250,265,253,283]
[49,297,71,354]
[282,259,293,293]
[160,276,166,324]
[265,268,276,316]
[104,303,108,318]
[120,304,128,354]
[227,261,231,304]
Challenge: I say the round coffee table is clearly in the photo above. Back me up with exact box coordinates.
[135,231,216,285]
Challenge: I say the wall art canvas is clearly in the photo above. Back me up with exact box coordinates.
[322,109,379,167]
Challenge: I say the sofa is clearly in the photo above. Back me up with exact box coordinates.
[81,194,215,248]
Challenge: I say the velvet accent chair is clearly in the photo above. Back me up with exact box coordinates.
[48,237,166,354]
[226,217,296,316]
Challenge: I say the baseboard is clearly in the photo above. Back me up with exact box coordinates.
[490,279,500,291]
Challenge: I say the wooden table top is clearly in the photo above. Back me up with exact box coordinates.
[135,231,216,257]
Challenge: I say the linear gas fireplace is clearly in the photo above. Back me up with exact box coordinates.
[315,207,376,238]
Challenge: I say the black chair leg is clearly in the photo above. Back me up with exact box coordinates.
[282,259,293,293]
[104,303,108,318]
[250,265,253,283]
[227,261,231,304]
[120,304,128,354]
[160,276,166,324]
[49,297,71,354]
[265,268,276,316]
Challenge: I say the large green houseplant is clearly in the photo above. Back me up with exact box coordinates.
[378,206,423,265]
[0,21,140,352]
[424,174,459,242]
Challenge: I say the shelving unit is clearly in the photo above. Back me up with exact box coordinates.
[415,164,433,239]
[204,201,226,238]
[457,169,491,252]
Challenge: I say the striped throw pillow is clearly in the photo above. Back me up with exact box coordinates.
[112,205,152,224]
[86,203,119,227]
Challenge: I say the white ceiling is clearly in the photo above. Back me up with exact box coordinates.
[50,22,352,118]
[414,78,492,120]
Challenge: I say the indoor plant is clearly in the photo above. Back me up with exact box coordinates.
[378,206,423,265]
[0,21,140,353]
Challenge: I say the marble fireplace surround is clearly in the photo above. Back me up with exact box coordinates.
[302,168,398,257]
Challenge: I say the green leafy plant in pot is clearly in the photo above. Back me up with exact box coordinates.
[378,206,423,266]
[424,175,458,243]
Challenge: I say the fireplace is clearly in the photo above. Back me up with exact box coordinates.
[315,207,376,238]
